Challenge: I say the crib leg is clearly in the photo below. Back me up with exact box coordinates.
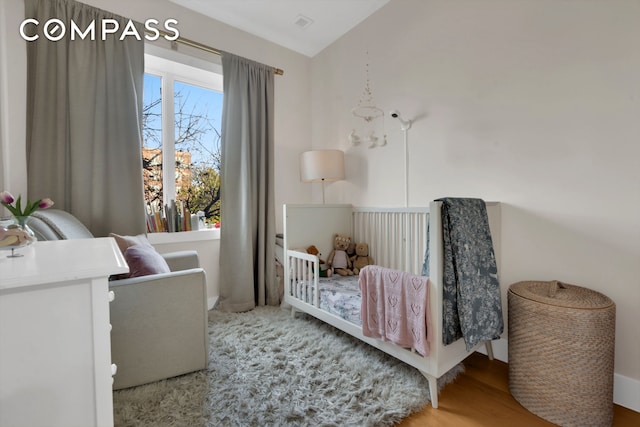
[421,372,439,409]
[484,340,495,360]
[428,375,439,409]
[290,306,298,318]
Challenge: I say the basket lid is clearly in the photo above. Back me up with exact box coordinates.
[509,280,614,309]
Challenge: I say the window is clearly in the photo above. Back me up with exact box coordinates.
[143,53,223,230]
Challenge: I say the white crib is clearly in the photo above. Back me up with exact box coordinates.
[282,201,502,409]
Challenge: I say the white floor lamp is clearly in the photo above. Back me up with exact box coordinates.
[300,150,345,204]
[389,111,412,207]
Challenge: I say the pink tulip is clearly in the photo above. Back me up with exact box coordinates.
[38,198,54,209]
[0,191,15,204]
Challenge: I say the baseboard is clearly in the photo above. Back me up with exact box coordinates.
[476,338,640,412]
[475,337,508,363]
[208,296,219,310]
[491,337,509,363]
[614,373,640,412]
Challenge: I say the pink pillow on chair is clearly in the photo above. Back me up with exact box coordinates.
[123,244,171,278]
[109,232,152,255]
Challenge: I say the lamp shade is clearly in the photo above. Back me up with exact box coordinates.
[300,150,345,183]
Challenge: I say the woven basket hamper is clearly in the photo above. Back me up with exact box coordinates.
[508,280,615,427]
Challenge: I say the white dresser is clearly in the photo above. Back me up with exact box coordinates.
[0,238,128,427]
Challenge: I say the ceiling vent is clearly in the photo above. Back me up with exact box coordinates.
[293,14,314,30]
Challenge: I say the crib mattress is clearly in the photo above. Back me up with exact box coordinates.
[295,275,362,325]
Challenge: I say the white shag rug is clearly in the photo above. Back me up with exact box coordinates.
[113,306,463,427]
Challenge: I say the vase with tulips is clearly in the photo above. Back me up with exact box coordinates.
[0,191,54,256]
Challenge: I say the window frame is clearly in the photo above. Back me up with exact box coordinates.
[143,50,223,208]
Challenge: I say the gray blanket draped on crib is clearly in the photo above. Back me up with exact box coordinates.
[436,198,503,351]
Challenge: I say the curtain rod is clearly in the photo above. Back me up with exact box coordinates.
[153,29,284,76]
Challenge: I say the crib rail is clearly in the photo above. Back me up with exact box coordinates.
[286,250,320,307]
[352,207,430,275]
[282,202,500,410]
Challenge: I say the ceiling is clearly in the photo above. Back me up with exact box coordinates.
[169,0,390,57]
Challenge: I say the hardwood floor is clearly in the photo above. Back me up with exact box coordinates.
[398,352,640,427]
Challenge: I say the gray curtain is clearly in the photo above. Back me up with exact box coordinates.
[25,0,145,237]
[219,52,277,312]
[0,98,4,197]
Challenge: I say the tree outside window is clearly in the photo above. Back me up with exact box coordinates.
[142,59,223,229]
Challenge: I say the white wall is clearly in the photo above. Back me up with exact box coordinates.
[2,0,638,410]
[0,0,313,343]
[0,0,312,309]
[83,0,314,232]
[0,0,27,209]
[0,0,312,231]
[311,0,639,409]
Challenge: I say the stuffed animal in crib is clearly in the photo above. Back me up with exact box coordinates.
[306,245,332,277]
[327,234,354,276]
[347,241,357,263]
[306,245,325,264]
[352,242,374,275]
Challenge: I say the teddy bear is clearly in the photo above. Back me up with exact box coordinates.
[346,241,357,264]
[352,242,374,275]
[306,245,332,277]
[326,234,354,276]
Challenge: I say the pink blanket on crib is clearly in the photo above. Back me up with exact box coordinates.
[359,265,432,356]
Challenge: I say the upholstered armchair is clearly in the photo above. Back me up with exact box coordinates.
[29,209,209,390]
